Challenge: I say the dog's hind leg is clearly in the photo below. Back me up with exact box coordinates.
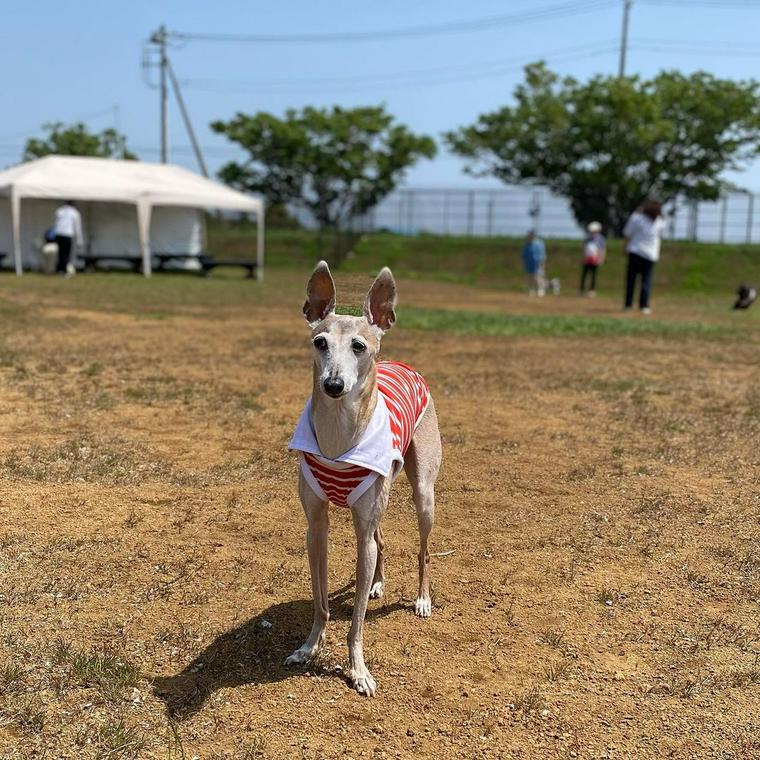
[404,400,442,618]
[285,473,330,666]
[369,526,385,599]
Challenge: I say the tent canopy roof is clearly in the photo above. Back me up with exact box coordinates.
[0,155,261,214]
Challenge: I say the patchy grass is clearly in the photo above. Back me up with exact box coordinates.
[70,647,140,701]
[4,434,172,485]
[0,661,25,693]
[538,629,566,648]
[0,265,758,757]
[398,306,744,339]
[91,717,145,759]
[512,685,546,717]
[13,698,46,734]
[596,587,620,607]
[543,659,574,682]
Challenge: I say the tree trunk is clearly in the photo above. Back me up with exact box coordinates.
[318,223,361,268]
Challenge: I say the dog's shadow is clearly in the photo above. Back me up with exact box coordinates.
[152,582,404,720]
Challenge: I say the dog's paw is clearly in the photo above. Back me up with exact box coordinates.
[349,668,377,697]
[414,596,432,618]
[284,647,315,666]
[369,581,384,599]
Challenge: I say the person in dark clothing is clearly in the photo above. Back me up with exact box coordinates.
[51,201,83,276]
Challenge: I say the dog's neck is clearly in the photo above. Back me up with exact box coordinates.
[311,363,378,459]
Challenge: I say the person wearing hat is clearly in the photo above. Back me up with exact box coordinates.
[580,221,606,297]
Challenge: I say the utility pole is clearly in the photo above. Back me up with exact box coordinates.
[618,0,633,77]
[145,25,208,174]
[150,24,169,162]
[166,59,209,177]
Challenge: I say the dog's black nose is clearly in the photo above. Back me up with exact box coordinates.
[323,377,345,397]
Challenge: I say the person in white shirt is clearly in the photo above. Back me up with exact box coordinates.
[52,201,83,276]
[622,198,666,313]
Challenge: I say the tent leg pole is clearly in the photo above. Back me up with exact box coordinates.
[11,192,22,275]
[256,207,265,282]
[137,202,152,277]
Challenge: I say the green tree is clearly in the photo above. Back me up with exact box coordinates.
[212,105,436,260]
[445,63,760,235]
[24,122,137,161]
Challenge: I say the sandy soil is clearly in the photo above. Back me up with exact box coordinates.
[0,274,758,759]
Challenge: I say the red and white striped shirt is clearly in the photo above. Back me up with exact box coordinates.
[289,362,430,507]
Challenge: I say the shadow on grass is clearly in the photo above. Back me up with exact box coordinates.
[152,581,404,720]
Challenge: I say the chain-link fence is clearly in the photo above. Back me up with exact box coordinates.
[349,187,760,243]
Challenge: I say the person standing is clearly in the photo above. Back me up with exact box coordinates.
[580,221,606,297]
[522,229,546,296]
[622,199,666,313]
[52,200,83,276]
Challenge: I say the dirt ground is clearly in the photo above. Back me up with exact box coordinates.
[0,272,758,759]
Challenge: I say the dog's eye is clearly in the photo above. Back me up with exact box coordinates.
[313,336,328,351]
[351,340,367,354]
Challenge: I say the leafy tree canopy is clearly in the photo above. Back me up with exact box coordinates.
[211,105,436,230]
[24,122,137,161]
[445,63,760,234]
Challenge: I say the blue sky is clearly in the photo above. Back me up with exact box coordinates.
[2,0,760,189]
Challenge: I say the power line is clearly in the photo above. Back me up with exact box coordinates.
[182,46,623,95]
[638,0,760,6]
[168,1,616,44]
[179,34,760,95]
[0,106,120,143]
[634,37,760,47]
[632,43,760,56]
[182,43,619,91]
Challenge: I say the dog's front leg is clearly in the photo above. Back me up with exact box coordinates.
[347,485,388,697]
[285,475,329,666]
[369,525,385,599]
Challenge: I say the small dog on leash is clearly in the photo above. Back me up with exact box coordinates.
[287,261,442,696]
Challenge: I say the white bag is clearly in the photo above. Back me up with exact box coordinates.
[41,242,59,274]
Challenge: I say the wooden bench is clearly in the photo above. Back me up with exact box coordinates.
[154,251,257,278]
[199,255,257,279]
[79,252,257,278]
[154,252,201,270]
[81,254,143,273]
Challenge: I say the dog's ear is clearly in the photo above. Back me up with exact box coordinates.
[304,261,336,326]
[363,267,397,332]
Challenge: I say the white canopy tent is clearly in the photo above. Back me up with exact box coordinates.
[0,155,265,278]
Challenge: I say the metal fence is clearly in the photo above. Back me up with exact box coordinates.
[346,186,760,243]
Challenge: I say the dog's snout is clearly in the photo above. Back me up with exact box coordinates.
[323,377,345,397]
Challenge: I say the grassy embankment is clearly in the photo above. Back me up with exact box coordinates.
[209,223,760,297]
[2,225,758,341]
[201,224,760,338]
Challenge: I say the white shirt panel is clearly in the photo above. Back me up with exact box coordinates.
[53,205,83,243]
[623,212,666,262]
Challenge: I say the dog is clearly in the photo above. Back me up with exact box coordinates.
[734,283,757,310]
[287,261,442,697]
